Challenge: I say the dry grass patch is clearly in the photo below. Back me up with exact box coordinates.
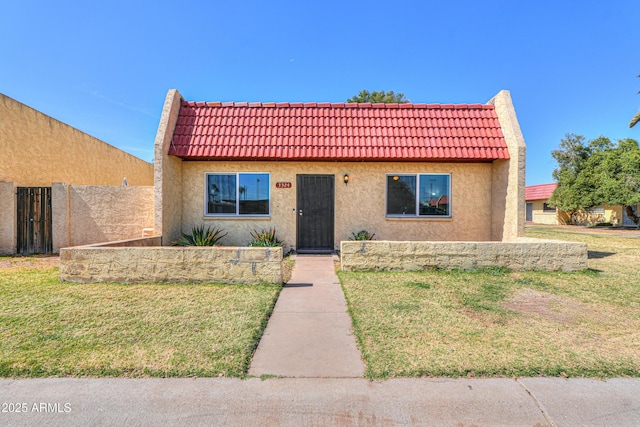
[0,262,281,378]
[502,288,581,325]
[339,228,640,379]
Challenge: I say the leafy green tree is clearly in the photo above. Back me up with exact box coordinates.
[589,138,640,225]
[547,134,592,220]
[548,134,640,226]
[347,90,408,104]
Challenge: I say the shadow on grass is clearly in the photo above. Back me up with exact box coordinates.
[588,250,616,259]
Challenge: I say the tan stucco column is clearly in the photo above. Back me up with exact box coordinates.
[487,90,526,241]
[0,181,16,255]
[153,89,184,245]
[51,182,70,252]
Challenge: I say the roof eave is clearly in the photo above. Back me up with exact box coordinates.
[172,155,507,163]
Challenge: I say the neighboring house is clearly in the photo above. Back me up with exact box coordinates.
[525,182,639,226]
[0,93,154,255]
[525,183,560,224]
[153,89,526,253]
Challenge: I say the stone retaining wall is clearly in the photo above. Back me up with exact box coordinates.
[340,238,588,272]
[60,244,283,284]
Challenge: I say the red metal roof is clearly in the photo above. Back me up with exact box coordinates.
[525,183,557,201]
[169,101,510,161]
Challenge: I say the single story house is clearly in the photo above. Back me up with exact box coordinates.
[525,182,639,226]
[525,183,560,224]
[60,89,591,284]
[153,89,526,253]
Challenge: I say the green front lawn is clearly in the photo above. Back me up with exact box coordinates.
[339,227,640,379]
[0,265,280,377]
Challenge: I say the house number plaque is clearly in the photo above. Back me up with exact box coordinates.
[276,182,292,189]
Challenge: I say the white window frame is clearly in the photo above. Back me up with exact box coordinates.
[584,205,605,215]
[204,172,271,217]
[385,173,452,218]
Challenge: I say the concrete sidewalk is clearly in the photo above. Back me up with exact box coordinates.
[1,377,639,426]
[249,255,365,377]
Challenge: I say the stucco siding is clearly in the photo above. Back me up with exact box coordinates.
[529,201,559,225]
[531,202,624,225]
[569,204,622,226]
[0,93,153,187]
[179,160,495,250]
[52,184,154,251]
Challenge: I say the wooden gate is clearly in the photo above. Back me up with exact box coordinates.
[17,187,53,254]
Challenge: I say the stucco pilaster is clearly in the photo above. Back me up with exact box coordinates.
[51,182,70,252]
[0,181,16,255]
[487,90,526,241]
[153,89,184,245]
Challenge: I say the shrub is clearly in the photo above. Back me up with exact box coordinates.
[248,228,282,247]
[349,230,376,241]
[173,225,227,246]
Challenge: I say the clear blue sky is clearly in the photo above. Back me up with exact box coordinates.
[2,1,639,185]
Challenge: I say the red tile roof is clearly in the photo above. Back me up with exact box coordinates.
[525,183,557,201]
[429,195,450,206]
[169,101,510,161]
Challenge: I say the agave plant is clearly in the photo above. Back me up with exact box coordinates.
[173,225,227,246]
[349,230,376,241]
[248,228,282,247]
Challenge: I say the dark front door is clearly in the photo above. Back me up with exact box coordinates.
[297,175,334,253]
[17,187,53,254]
[526,202,533,222]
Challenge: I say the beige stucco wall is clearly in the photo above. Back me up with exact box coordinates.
[565,204,622,226]
[341,238,588,272]
[531,202,624,226]
[52,183,154,252]
[0,93,153,186]
[179,160,496,250]
[0,181,16,255]
[607,205,623,225]
[487,91,526,241]
[528,201,559,225]
[60,246,283,284]
[154,89,184,245]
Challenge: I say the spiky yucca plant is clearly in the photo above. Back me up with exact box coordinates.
[248,228,282,247]
[349,230,376,240]
[173,225,227,246]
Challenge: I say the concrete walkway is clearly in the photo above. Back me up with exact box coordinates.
[249,255,365,377]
